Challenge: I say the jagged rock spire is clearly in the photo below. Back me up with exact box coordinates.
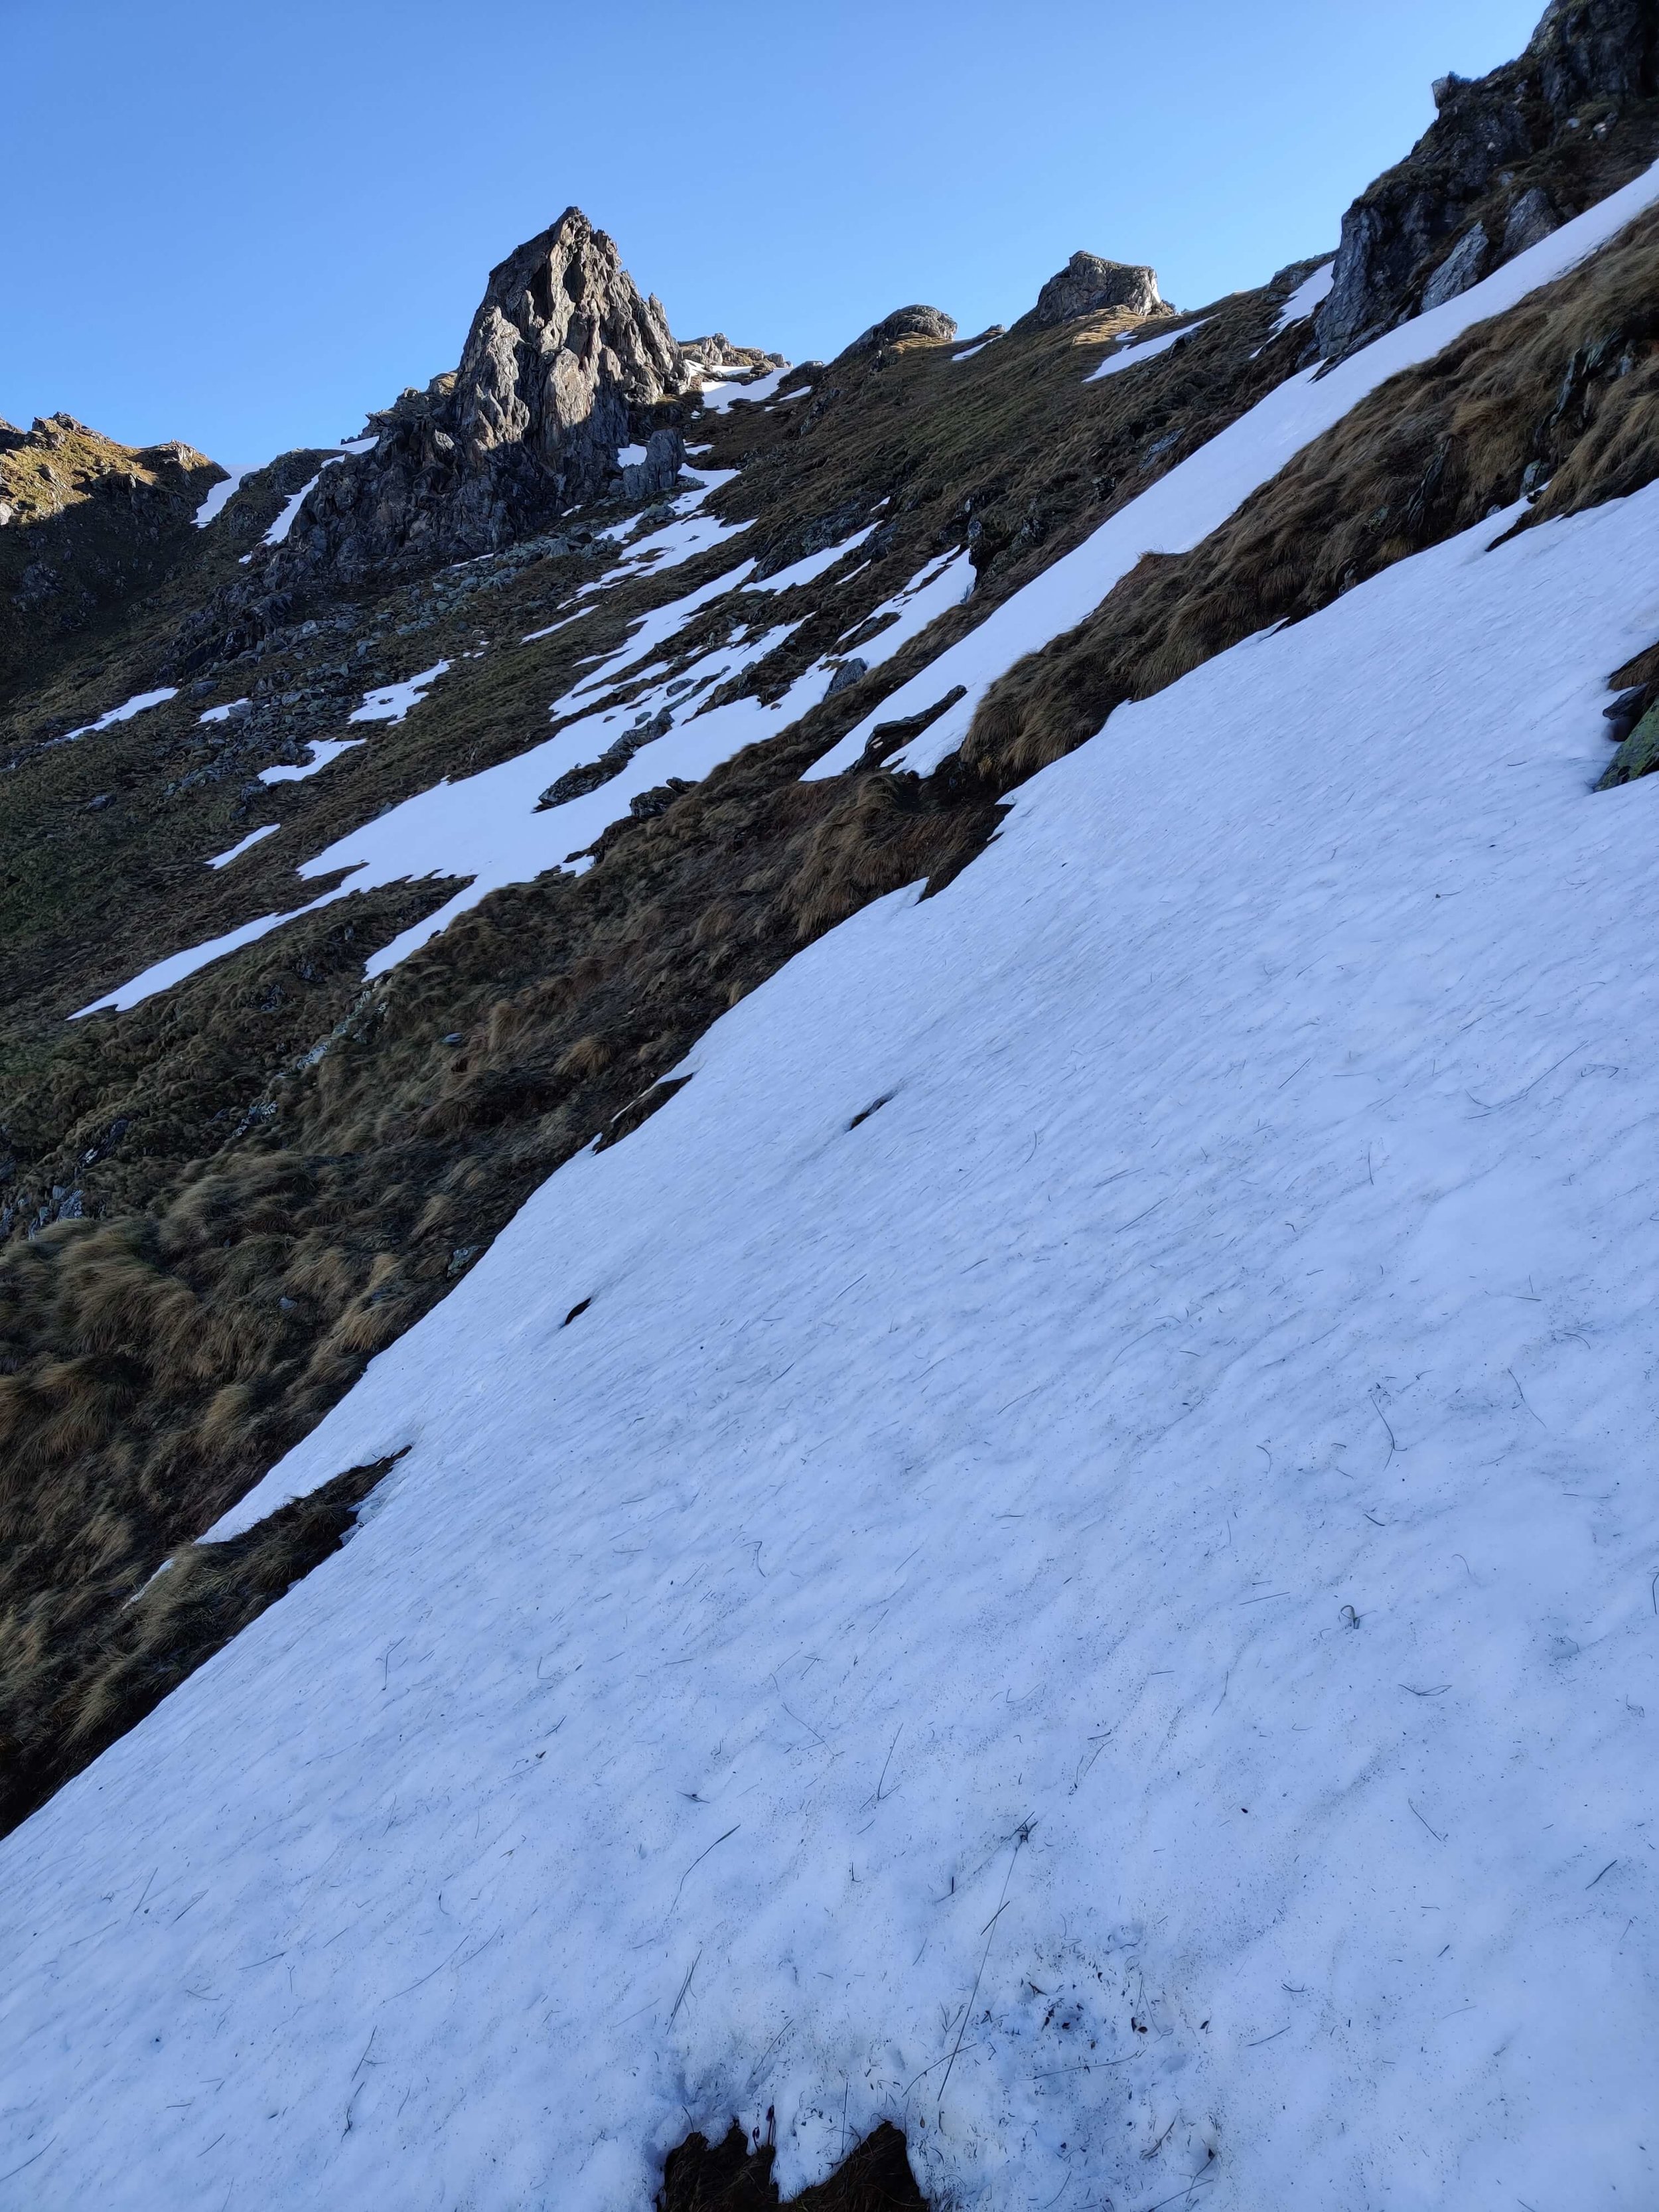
[249,210,690,597]
[451,209,684,473]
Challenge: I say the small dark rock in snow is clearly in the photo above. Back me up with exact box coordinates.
[1603,686,1650,739]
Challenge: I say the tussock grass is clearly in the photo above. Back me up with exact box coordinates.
[0,1451,399,1836]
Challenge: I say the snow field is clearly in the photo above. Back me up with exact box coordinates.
[10,463,1659,2210]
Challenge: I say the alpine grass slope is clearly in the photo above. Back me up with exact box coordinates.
[3,4,1659,2205]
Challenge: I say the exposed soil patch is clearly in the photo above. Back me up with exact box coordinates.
[660,2120,925,2211]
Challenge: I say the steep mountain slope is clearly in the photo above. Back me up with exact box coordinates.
[3,5,1659,2204]
[7,329,1659,2212]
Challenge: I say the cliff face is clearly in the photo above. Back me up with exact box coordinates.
[1317,0,1659,357]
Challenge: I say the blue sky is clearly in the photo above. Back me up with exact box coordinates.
[4,0,1544,466]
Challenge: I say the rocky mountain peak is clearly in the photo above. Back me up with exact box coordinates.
[451,207,684,472]
[847,305,958,354]
[1033,252,1169,328]
[216,210,692,612]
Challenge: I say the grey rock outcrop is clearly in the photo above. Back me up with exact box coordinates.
[1418,220,1490,309]
[1317,0,1659,359]
[273,210,685,590]
[620,427,686,500]
[1502,183,1562,255]
[1033,253,1169,328]
[849,306,958,352]
[680,333,786,375]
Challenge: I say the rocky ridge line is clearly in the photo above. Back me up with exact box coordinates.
[1318,0,1659,357]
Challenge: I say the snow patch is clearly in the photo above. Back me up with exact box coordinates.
[255,457,347,553]
[521,607,594,646]
[56,688,178,743]
[747,524,878,595]
[1273,259,1336,334]
[192,467,257,527]
[837,548,975,670]
[348,661,450,724]
[72,887,354,1017]
[1084,317,1210,380]
[699,364,792,413]
[207,824,279,869]
[258,739,364,785]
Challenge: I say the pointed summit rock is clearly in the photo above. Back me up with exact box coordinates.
[263,210,689,593]
[449,210,684,477]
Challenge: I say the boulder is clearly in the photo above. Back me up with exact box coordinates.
[824,656,869,698]
[620,427,685,500]
[1501,184,1561,256]
[1033,253,1167,328]
[851,306,958,352]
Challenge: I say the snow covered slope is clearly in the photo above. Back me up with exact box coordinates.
[5,455,1658,2205]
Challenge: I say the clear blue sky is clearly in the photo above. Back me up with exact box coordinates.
[3,0,1544,467]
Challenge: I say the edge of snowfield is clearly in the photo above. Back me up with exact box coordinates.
[6,456,1659,2205]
